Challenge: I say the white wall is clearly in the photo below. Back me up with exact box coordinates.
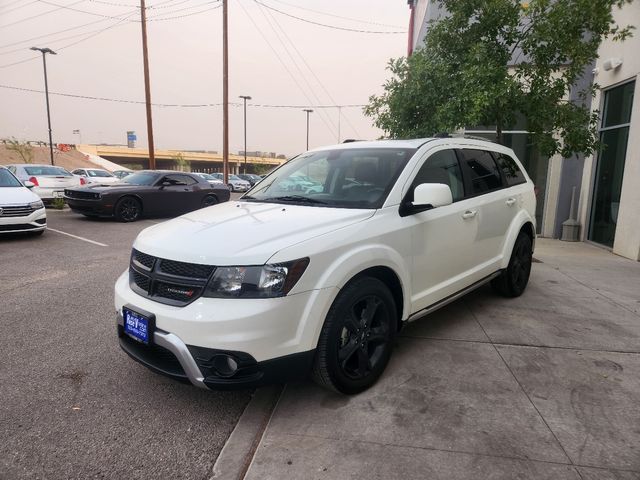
[578,2,640,260]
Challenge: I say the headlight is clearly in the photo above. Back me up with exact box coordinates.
[29,200,44,210]
[203,258,309,298]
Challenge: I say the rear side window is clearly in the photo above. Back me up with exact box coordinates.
[25,166,72,176]
[410,149,464,202]
[493,153,527,187]
[458,149,503,195]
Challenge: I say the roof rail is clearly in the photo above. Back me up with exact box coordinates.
[433,132,497,143]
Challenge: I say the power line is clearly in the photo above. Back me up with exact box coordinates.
[0,17,111,49]
[260,3,362,139]
[253,0,406,34]
[1,0,87,28]
[0,83,366,108]
[33,0,139,20]
[146,0,220,21]
[268,0,405,29]
[255,0,339,138]
[0,0,39,15]
[237,0,339,140]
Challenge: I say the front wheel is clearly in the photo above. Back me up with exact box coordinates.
[312,277,396,394]
[491,231,532,297]
[201,195,218,208]
[114,196,142,222]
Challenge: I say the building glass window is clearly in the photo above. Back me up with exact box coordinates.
[588,81,635,247]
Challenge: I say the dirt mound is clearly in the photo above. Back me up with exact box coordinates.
[0,144,98,171]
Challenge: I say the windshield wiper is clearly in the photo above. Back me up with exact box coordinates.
[263,195,327,205]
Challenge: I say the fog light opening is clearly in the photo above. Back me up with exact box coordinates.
[211,354,239,378]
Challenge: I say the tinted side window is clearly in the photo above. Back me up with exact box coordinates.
[459,149,503,195]
[411,149,464,202]
[493,153,526,187]
[180,175,198,185]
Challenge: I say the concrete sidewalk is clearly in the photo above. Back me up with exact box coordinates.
[224,239,640,479]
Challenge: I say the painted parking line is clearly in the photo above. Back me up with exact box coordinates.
[47,228,108,247]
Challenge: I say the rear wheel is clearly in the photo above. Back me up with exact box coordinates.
[312,277,396,394]
[114,196,142,222]
[201,195,218,208]
[491,231,532,297]
[227,183,235,192]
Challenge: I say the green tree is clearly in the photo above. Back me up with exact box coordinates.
[5,138,34,163]
[172,152,190,172]
[365,0,634,158]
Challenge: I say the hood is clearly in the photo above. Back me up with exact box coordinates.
[134,200,374,265]
[72,183,139,193]
[0,186,40,205]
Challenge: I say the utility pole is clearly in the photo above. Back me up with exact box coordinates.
[337,106,341,143]
[222,0,229,183]
[140,0,156,169]
[239,95,251,174]
[30,47,56,166]
[303,109,313,150]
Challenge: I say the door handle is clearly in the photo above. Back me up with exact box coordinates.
[462,210,477,219]
[506,197,517,206]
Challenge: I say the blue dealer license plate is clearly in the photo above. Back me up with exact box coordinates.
[123,308,152,344]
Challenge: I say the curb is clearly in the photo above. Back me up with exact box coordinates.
[210,384,284,480]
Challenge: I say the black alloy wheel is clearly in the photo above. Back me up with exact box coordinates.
[201,195,218,208]
[313,276,396,394]
[114,196,142,222]
[491,231,532,297]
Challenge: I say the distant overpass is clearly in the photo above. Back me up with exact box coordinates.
[78,144,288,174]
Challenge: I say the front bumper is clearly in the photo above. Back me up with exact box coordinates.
[65,197,114,216]
[115,271,337,389]
[0,207,46,233]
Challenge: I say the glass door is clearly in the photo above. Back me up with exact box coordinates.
[588,81,635,247]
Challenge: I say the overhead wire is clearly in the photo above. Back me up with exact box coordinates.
[254,0,339,139]
[259,2,362,139]
[253,0,406,34]
[0,84,366,109]
[0,0,40,15]
[268,0,405,29]
[1,0,87,28]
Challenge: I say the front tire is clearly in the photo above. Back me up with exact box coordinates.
[201,195,218,208]
[312,277,396,394]
[114,196,142,222]
[491,231,532,297]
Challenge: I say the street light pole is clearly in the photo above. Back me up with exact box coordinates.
[303,109,313,150]
[239,95,251,174]
[30,47,56,166]
[222,0,229,183]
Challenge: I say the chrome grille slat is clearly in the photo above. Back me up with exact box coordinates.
[0,204,35,217]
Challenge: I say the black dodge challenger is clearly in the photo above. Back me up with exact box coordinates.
[64,170,231,222]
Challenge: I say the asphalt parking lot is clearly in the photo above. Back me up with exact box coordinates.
[0,201,250,480]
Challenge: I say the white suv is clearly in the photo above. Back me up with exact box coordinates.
[115,138,536,394]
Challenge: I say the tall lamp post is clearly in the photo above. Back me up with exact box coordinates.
[30,46,56,166]
[303,109,313,150]
[239,95,251,174]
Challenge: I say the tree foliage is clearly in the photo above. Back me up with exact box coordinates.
[365,0,634,158]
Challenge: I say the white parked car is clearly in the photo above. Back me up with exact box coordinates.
[6,164,81,204]
[193,172,225,186]
[71,168,120,185]
[115,138,536,394]
[0,166,46,235]
[209,173,250,192]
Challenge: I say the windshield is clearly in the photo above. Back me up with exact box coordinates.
[24,166,72,177]
[122,172,158,186]
[198,173,215,180]
[244,148,416,209]
[88,169,114,178]
[0,168,22,187]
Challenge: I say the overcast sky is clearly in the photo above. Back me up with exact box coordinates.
[0,0,409,156]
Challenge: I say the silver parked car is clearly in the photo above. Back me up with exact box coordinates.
[71,168,120,185]
[6,164,81,204]
[193,172,226,187]
[210,173,251,192]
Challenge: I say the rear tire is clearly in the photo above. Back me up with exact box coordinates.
[114,196,142,222]
[312,277,396,394]
[491,231,532,297]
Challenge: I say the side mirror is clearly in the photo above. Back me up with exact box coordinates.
[24,180,35,189]
[413,183,453,208]
[160,181,171,188]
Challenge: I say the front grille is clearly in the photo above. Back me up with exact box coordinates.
[158,259,215,279]
[120,333,186,378]
[65,189,97,200]
[0,223,40,232]
[132,249,155,270]
[129,249,214,306]
[131,268,151,293]
[0,204,34,217]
